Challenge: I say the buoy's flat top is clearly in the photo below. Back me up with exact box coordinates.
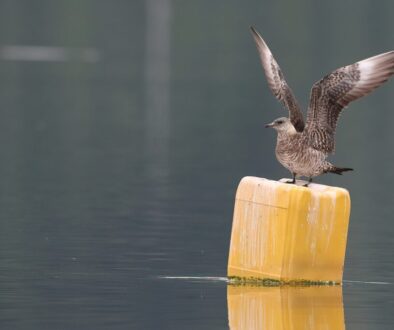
[240,176,349,194]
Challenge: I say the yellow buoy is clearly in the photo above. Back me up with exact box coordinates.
[227,177,351,284]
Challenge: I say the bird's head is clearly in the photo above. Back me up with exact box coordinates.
[265,117,297,134]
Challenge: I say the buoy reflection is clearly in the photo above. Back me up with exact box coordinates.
[227,285,345,330]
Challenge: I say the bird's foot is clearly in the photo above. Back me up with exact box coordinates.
[285,174,297,184]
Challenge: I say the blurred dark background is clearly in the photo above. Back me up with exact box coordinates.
[0,0,393,329]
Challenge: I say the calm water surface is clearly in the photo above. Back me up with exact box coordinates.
[0,1,393,329]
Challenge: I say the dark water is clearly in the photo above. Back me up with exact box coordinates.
[0,1,393,329]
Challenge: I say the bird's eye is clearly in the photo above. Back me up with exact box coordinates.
[277,120,283,124]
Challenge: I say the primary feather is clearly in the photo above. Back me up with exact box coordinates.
[250,26,305,132]
[306,51,394,153]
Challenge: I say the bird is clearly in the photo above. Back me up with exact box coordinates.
[250,26,394,186]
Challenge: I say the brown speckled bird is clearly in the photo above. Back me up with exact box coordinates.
[251,26,394,186]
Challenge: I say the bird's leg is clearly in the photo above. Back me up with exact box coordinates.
[303,177,312,187]
[286,173,296,184]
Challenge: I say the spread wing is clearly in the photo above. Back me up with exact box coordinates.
[306,51,394,153]
[250,26,305,132]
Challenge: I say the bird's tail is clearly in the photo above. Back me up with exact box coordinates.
[324,165,354,175]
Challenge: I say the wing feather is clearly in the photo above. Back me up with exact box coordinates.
[250,26,305,132]
[306,51,394,153]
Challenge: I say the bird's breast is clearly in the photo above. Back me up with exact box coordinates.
[274,134,326,176]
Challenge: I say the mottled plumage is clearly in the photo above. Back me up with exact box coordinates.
[250,27,305,132]
[251,26,394,185]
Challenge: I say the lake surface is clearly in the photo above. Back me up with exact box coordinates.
[0,1,393,329]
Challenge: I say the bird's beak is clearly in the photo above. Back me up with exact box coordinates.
[265,122,275,128]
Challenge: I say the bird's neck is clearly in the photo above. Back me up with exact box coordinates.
[276,130,301,151]
[277,127,298,140]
